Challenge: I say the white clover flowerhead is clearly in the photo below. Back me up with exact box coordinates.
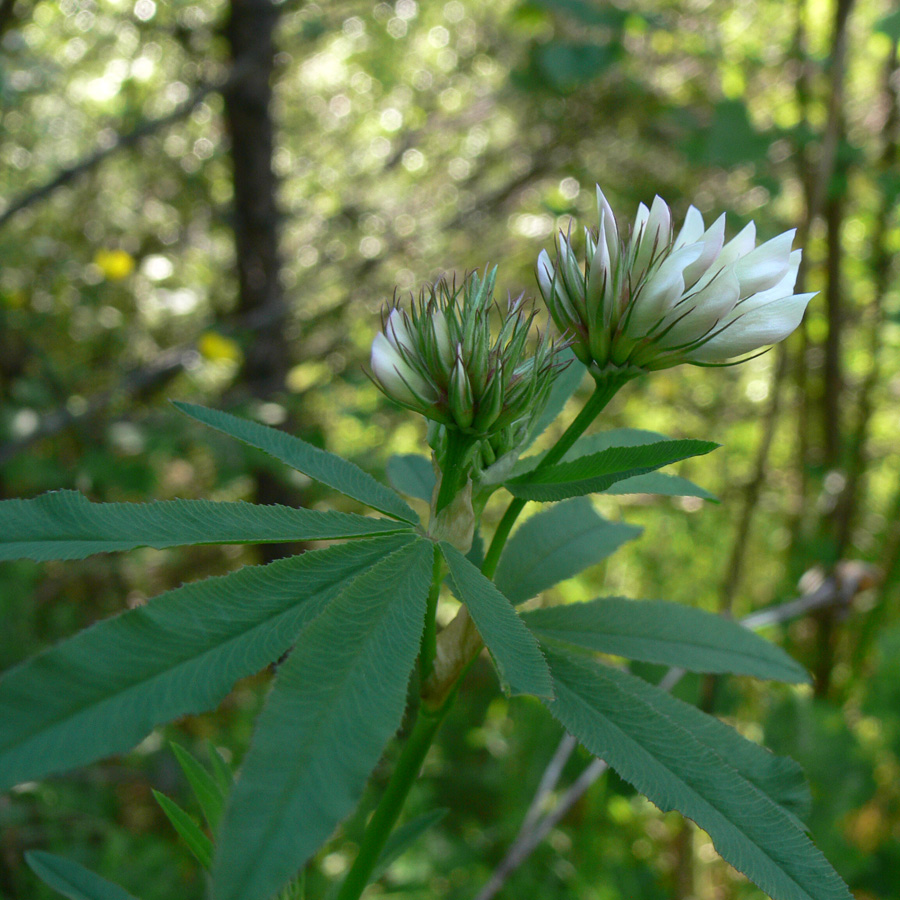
[536,186,815,377]
[370,268,567,452]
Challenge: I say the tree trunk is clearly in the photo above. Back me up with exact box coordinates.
[223,0,299,562]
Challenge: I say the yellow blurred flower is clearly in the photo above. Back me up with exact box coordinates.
[198,332,243,364]
[94,249,135,281]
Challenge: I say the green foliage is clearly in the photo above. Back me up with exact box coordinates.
[543,645,852,900]
[370,808,449,882]
[0,491,409,561]
[1,0,893,894]
[525,428,718,498]
[524,597,811,683]
[211,539,434,900]
[0,535,414,789]
[494,497,642,604]
[151,790,214,869]
[440,541,553,698]
[506,439,718,501]
[174,402,418,523]
[170,743,227,831]
[386,454,434,502]
[25,851,140,900]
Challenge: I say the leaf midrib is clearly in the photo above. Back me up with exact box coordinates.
[533,626,799,677]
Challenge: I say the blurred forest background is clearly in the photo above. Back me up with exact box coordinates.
[1,0,899,897]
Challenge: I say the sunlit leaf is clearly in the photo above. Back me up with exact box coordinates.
[514,429,715,499]
[506,439,718,501]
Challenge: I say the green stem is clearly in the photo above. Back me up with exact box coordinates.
[481,376,625,579]
[334,703,449,900]
[334,374,628,900]
[433,430,472,515]
[419,549,444,681]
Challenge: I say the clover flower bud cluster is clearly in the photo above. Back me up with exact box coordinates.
[370,269,565,457]
[537,187,815,376]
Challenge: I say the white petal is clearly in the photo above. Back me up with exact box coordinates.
[682,213,726,289]
[710,220,757,270]
[736,249,802,312]
[733,229,795,297]
[596,186,619,264]
[673,206,705,249]
[588,218,613,319]
[659,267,741,347]
[371,333,431,404]
[632,195,672,279]
[431,310,454,368]
[386,309,415,352]
[536,250,555,300]
[539,248,579,323]
[687,292,815,362]
[627,243,703,336]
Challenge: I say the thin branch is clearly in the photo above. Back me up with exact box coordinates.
[473,568,875,900]
[0,65,250,231]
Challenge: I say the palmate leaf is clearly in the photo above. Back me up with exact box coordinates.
[524,597,810,684]
[494,498,641,604]
[543,646,851,900]
[25,851,140,900]
[211,539,435,900]
[0,534,414,790]
[174,401,417,524]
[439,542,552,698]
[506,439,718,502]
[0,491,410,561]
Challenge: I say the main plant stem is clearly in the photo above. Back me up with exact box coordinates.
[333,703,449,900]
[336,374,627,900]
